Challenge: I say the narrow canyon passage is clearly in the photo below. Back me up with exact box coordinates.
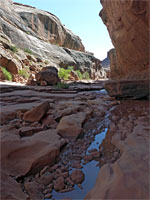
[0,0,149,199]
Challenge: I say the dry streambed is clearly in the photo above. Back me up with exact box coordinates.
[1,81,149,200]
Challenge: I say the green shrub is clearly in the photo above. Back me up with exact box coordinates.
[24,48,33,54]
[83,71,90,80]
[58,68,71,80]
[1,67,12,81]
[54,82,69,89]
[67,66,74,71]
[18,69,29,79]
[76,70,83,80]
[10,45,18,53]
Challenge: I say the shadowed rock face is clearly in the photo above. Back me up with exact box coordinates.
[100,0,149,99]
[85,100,149,199]
[100,0,149,80]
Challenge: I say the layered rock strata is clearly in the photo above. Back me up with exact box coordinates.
[0,0,106,81]
[0,0,84,51]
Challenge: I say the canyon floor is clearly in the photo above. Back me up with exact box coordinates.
[0,81,149,200]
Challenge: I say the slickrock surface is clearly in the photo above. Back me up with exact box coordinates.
[14,2,85,51]
[0,0,84,52]
[0,0,106,81]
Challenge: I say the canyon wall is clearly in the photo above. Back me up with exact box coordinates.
[100,0,149,80]
[86,1,149,198]
[0,0,84,51]
[0,0,106,81]
[13,2,85,51]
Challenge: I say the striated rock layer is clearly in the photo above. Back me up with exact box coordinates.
[0,0,106,81]
[13,2,85,51]
[0,0,84,51]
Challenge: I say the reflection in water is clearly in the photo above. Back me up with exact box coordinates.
[87,128,107,152]
[52,129,107,200]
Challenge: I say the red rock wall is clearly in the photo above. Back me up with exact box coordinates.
[100,0,149,80]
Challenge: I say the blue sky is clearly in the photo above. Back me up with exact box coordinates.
[13,0,113,60]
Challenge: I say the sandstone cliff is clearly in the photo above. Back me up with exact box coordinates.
[0,0,106,81]
[100,0,149,80]
[99,0,149,99]
[85,1,150,198]
[0,0,84,51]
[13,2,85,51]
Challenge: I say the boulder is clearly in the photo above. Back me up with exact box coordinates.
[37,172,53,186]
[54,176,65,191]
[35,67,60,85]
[24,181,44,200]
[70,70,79,81]
[57,112,86,139]
[0,55,20,74]
[1,128,66,177]
[70,170,85,184]
[19,126,43,137]
[1,170,27,200]
[85,139,149,199]
[41,115,57,128]
[23,101,50,122]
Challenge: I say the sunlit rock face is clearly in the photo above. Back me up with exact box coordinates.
[0,0,106,80]
[13,2,85,52]
[0,0,84,52]
[100,0,149,80]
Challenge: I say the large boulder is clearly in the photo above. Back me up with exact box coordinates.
[57,112,86,140]
[1,170,27,200]
[0,53,21,75]
[1,127,66,177]
[35,66,60,85]
[23,101,50,122]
